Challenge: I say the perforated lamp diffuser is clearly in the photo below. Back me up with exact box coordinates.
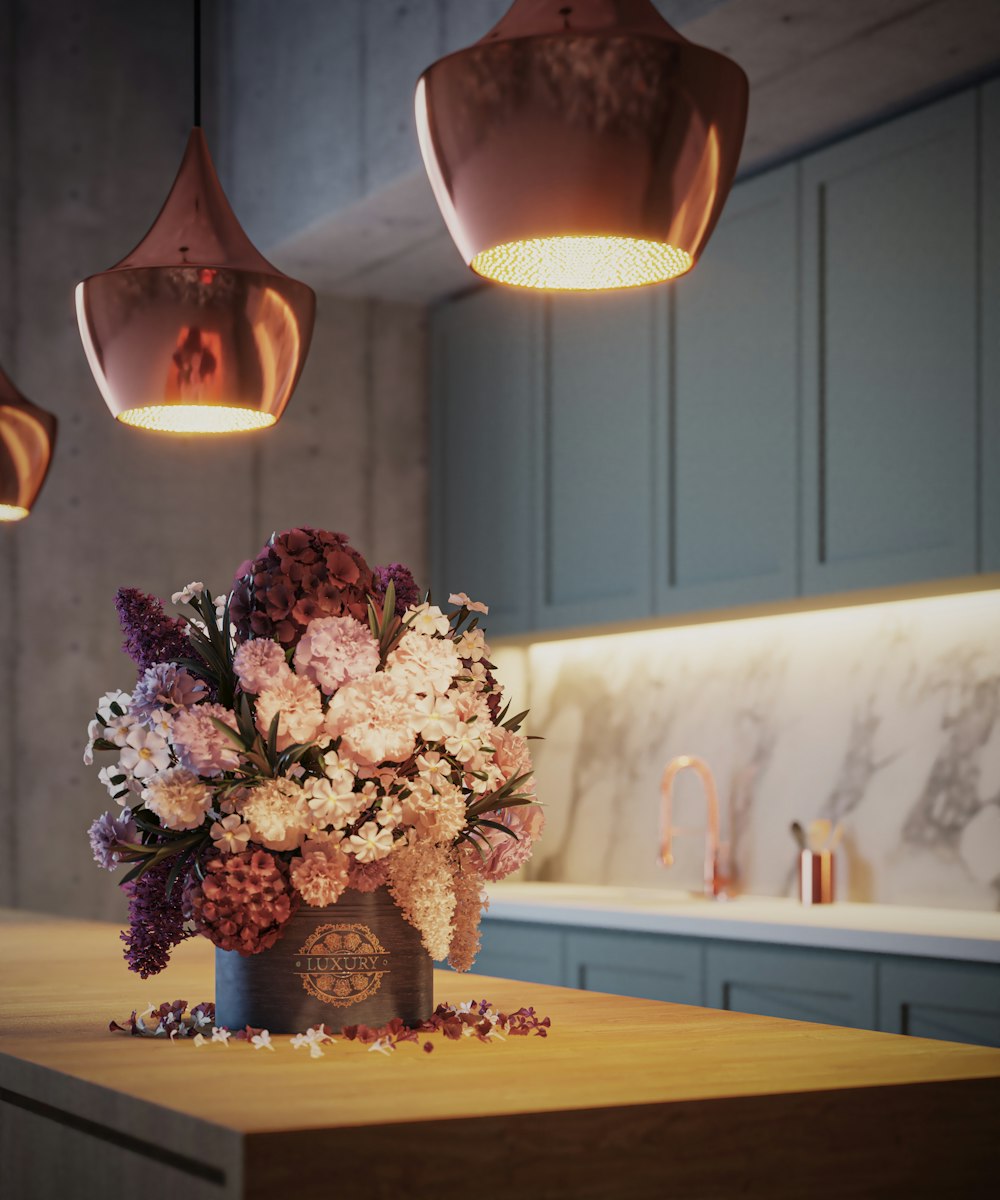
[76,129,315,434]
[416,0,749,292]
[0,366,57,522]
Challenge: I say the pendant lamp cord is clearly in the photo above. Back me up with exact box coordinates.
[193,0,202,127]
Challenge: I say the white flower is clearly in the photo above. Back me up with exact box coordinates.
[171,581,205,605]
[96,690,131,721]
[147,708,174,740]
[305,776,362,831]
[251,1030,274,1051]
[412,693,459,743]
[191,1033,206,1047]
[416,750,452,784]
[448,592,489,615]
[455,628,488,661]
[98,763,131,803]
[376,797,403,829]
[291,1026,334,1058]
[104,715,136,749]
[445,723,485,765]
[405,602,450,637]
[211,1027,231,1046]
[348,821,395,862]
[119,726,171,779]
[210,813,251,852]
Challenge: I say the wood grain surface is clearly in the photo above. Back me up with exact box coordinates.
[2,911,999,1199]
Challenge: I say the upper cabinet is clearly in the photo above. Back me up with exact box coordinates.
[430,287,543,636]
[429,85,993,639]
[536,292,657,629]
[800,93,978,593]
[660,164,800,613]
[983,79,1000,573]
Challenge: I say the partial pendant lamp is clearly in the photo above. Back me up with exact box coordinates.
[76,3,315,434]
[0,366,57,522]
[416,0,749,292]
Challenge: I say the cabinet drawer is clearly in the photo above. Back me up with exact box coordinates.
[706,942,877,1029]
[878,958,1000,1048]
[468,920,566,987]
[566,929,703,1005]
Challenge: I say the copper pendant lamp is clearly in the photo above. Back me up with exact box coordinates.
[416,0,749,292]
[0,366,57,522]
[76,3,315,434]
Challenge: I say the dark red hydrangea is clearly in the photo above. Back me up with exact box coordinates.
[185,849,297,955]
[230,527,374,648]
[120,861,193,978]
[372,563,421,617]
[115,587,190,675]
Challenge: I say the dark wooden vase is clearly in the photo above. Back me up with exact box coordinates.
[214,886,433,1034]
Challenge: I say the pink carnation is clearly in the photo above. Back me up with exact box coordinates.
[491,726,536,794]
[291,842,351,907]
[293,615,380,695]
[234,638,290,694]
[325,674,419,766]
[254,674,325,751]
[172,703,242,777]
[387,630,460,695]
[482,803,545,881]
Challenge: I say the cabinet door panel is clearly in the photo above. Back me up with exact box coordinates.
[467,920,566,987]
[566,929,703,1005]
[430,289,543,636]
[983,80,1000,572]
[706,943,876,1029]
[537,292,656,629]
[878,958,1000,1048]
[801,93,977,592]
[659,164,799,612]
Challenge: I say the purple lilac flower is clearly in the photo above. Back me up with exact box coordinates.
[373,563,421,616]
[87,809,138,870]
[120,861,193,978]
[130,662,207,726]
[114,587,190,675]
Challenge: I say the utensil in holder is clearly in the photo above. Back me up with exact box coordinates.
[799,849,835,905]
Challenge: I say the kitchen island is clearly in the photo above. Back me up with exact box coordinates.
[1,912,998,1199]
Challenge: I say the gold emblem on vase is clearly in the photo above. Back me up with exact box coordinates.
[295,924,390,1007]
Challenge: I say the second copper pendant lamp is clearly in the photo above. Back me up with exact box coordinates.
[76,1,315,435]
[0,367,57,522]
[416,0,749,292]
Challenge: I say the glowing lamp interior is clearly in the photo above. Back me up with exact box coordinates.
[470,235,693,291]
[0,503,30,521]
[116,405,277,435]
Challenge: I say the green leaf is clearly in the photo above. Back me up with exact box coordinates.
[503,709,529,732]
[267,711,281,762]
[472,817,519,840]
[209,716,247,751]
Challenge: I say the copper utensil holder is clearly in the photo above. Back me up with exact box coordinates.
[799,849,835,905]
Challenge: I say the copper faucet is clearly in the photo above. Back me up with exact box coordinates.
[659,755,728,899]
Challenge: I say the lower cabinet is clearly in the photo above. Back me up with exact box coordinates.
[471,917,1000,1047]
[878,958,1000,1048]
[565,930,703,1005]
[705,943,876,1030]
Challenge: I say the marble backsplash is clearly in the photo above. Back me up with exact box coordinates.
[492,589,1000,911]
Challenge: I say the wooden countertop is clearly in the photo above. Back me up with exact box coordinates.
[2,911,999,1199]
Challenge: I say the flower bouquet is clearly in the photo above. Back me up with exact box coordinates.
[85,527,543,1031]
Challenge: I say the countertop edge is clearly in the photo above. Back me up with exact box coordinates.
[483,900,1000,964]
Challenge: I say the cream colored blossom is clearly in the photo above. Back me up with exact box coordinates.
[304,775,363,831]
[448,592,489,615]
[254,674,325,751]
[348,821,395,862]
[290,841,351,907]
[412,693,459,743]
[210,813,251,853]
[401,777,467,844]
[454,627,488,661]
[239,778,312,851]
[416,750,452,786]
[388,841,456,961]
[142,767,213,831]
[444,723,486,765]
[324,674,419,766]
[405,602,450,637]
[387,629,460,696]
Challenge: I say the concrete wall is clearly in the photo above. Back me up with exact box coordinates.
[0,0,427,919]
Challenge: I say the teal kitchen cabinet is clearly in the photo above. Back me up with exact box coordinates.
[703,942,877,1029]
[983,79,1000,573]
[565,929,704,1005]
[467,919,567,987]
[878,958,1000,1048]
[429,288,543,636]
[657,164,800,613]
[800,92,979,594]
[535,291,658,629]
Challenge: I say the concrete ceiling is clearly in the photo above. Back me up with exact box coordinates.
[253,0,1000,304]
